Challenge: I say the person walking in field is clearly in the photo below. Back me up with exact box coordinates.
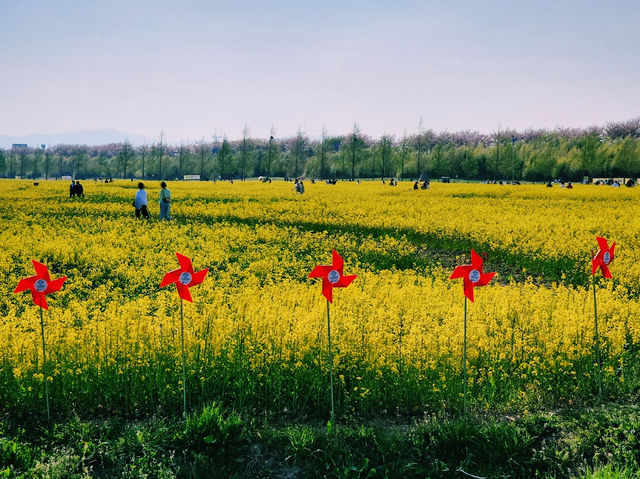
[134,182,150,219]
[159,181,172,221]
[75,180,84,198]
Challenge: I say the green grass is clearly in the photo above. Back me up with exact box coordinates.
[2,403,640,478]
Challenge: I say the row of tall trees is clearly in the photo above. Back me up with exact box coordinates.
[2,118,640,181]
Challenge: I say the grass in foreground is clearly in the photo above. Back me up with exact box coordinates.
[2,403,640,478]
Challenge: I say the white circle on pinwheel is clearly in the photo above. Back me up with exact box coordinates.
[603,251,611,265]
[328,270,341,284]
[468,269,481,283]
[179,272,192,285]
[34,279,48,292]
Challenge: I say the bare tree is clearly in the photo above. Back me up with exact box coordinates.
[177,143,191,179]
[12,145,28,178]
[349,123,362,181]
[291,128,307,177]
[44,150,51,179]
[77,147,89,178]
[379,135,393,180]
[97,152,108,178]
[217,138,231,179]
[416,118,424,179]
[117,141,135,179]
[267,126,276,178]
[33,148,42,179]
[198,139,208,180]
[139,145,148,179]
[319,124,327,179]
[158,131,165,179]
[240,125,251,181]
[73,148,87,178]
[400,130,408,180]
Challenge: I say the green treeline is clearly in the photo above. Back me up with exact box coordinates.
[2,119,639,181]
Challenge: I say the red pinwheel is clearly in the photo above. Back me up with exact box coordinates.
[592,236,615,279]
[308,250,357,303]
[14,260,66,310]
[160,253,208,302]
[449,249,495,302]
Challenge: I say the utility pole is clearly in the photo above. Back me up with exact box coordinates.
[320,125,327,179]
[158,131,165,179]
[268,134,274,178]
[141,144,147,179]
[211,131,221,180]
[42,145,50,180]
[417,118,424,180]
[511,136,517,183]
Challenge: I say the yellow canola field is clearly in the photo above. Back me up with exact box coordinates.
[0,179,638,416]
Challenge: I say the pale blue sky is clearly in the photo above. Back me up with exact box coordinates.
[1,0,639,142]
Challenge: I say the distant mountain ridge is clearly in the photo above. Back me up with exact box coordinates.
[0,129,154,149]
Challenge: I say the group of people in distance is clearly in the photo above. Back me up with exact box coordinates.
[413,180,430,190]
[69,180,84,198]
[546,181,574,188]
[133,182,172,220]
[293,178,305,194]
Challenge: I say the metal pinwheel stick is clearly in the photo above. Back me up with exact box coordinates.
[326,299,334,419]
[39,307,49,421]
[308,250,357,423]
[591,236,615,399]
[161,253,208,415]
[463,296,467,413]
[450,249,495,415]
[13,260,66,422]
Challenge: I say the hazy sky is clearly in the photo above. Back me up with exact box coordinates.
[1,0,639,142]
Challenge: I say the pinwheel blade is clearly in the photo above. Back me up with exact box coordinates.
[14,276,36,293]
[190,269,209,286]
[176,253,193,273]
[476,271,496,287]
[47,277,67,294]
[176,283,193,303]
[308,265,331,279]
[322,279,334,303]
[596,236,609,252]
[332,250,344,271]
[160,269,182,288]
[601,264,612,279]
[449,265,468,279]
[32,260,51,281]
[31,290,48,310]
[337,274,357,288]
[470,249,483,269]
[463,280,475,302]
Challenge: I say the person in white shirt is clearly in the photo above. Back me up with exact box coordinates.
[134,182,149,219]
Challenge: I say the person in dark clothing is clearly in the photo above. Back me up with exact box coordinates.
[70,181,75,198]
[75,181,84,198]
[413,181,419,190]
